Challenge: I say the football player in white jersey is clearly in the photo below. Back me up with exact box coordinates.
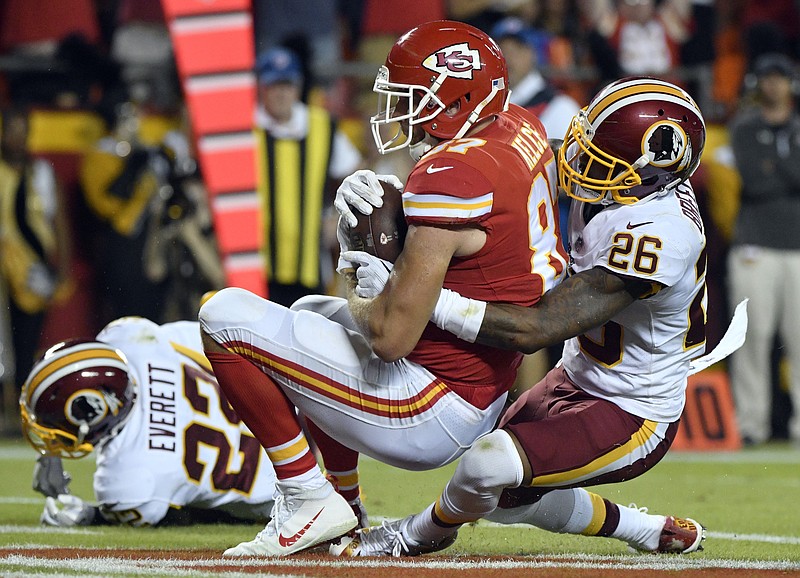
[332,77,736,557]
[20,316,276,526]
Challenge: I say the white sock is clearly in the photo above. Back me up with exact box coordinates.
[405,503,442,545]
[277,469,330,496]
[611,504,666,550]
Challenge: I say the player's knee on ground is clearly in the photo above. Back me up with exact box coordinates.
[442,430,524,519]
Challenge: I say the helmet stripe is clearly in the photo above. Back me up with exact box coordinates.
[590,92,705,131]
[24,346,127,406]
[587,82,700,124]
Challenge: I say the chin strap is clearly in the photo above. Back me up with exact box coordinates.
[408,76,507,160]
[77,423,89,445]
[631,154,650,170]
[453,77,506,140]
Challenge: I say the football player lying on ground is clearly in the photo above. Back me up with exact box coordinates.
[198,20,572,556]
[332,77,747,556]
[21,316,276,526]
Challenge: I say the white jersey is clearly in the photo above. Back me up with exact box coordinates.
[562,182,707,422]
[92,317,276,526]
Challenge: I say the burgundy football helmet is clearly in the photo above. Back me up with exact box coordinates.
[371,20,509,159]
[558,76,706,205]
[20,340,137,458]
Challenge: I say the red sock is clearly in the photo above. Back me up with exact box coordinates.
[306,419,361,503]
[206,350,318,481]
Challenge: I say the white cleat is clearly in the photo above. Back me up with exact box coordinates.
[223,483,357,557]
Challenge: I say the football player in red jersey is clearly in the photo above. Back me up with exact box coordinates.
[199,20,568,556]
[333,77,747,557]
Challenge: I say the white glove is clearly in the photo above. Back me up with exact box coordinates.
[335,169,403,228]
[336,215,355,274]
[341,250,393,298]
[431,288,487,343]
[41,494,96,526]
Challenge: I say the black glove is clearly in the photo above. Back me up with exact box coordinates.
[32,455,72,498]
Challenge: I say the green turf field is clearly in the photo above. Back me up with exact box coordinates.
[1,437,798,576]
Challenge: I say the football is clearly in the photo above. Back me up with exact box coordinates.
[347,179,407,263]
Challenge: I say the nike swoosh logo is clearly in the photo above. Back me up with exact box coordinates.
[426,165,453,174]
[626,221,653,230]
[278,508,324,548]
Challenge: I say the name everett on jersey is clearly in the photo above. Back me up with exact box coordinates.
[147,363,178,452]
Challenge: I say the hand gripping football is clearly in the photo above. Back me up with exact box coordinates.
[347,179,407,263]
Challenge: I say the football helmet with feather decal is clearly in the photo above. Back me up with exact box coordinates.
[558,76,706,205]
[371,20,509,160]
[20,340,137,458]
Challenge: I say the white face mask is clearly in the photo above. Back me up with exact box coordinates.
[370,65,447,157]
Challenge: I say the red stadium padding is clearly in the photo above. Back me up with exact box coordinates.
[169,13,254,77]
[161,0,250,19]
[223,253,266,294]
[197,134,258,194]
[163,0,265,296]
[185,74,256,135]
[210,193,261,254]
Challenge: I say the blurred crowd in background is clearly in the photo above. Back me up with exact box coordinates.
[0,0,798,446]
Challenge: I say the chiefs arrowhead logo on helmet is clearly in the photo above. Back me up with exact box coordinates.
[423,43,483,79]
[370,21,509,157]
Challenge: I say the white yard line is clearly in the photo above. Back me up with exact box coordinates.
[0,554,301,578]
[1,552,799,576]
[0,525,105,535]
[3,519,800,546]
[707,531,800,545]
[0,497,42,505]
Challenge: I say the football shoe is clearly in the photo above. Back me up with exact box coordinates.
[223,482,357,557]
[330,515,457,557]
[628,516,706,554]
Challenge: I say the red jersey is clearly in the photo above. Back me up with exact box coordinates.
[404,105,568,408]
